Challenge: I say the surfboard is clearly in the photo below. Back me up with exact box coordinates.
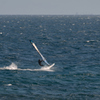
[30,40,55,67]
[34,63,55,71]
[46,63,55,69]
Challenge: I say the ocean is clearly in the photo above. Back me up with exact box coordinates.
[0,15,100,100]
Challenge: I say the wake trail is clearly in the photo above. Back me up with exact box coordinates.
[0,63,54,72]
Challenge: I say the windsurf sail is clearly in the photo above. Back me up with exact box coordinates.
[30,40,50,65]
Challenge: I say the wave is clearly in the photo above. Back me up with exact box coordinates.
[0,62,54,72]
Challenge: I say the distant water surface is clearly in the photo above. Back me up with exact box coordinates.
[0,15,100,100]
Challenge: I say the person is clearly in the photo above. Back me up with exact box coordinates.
[38,59,44,66]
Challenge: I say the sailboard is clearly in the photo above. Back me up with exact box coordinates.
[30,40,55,67]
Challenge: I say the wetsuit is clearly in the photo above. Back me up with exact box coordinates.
[38,59,44,66]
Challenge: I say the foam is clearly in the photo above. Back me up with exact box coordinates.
[6,84,12,86]
[0,63,18,70]
[0,32,2,34]
[0,63,54,72]
[33,66,54,72]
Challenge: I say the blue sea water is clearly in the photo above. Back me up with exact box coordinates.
[0,15,100,100]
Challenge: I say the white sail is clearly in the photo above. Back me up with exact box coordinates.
[30,40,50,65]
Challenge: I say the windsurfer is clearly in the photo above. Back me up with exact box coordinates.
[38,59,44,66]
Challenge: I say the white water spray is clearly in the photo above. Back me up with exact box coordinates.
[0,62,54,72]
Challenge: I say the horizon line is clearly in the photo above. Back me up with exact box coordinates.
[0,14,100,16]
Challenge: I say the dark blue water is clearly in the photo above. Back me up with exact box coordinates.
[0,15,100,100]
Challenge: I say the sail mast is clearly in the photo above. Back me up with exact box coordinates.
[30,40,50,65]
